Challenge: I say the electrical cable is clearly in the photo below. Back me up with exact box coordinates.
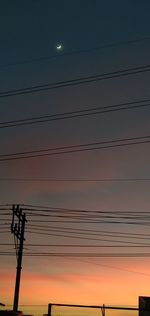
[0,134,150,162]
[0,177,150,182]
[0,98,149,129]
[1,252,150,257]
[1,64,150,98]
[27,224,150,237]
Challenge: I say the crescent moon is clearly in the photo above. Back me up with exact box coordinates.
[56,44,63,50]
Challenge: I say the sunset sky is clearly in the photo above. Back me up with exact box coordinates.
[1,1,150,316]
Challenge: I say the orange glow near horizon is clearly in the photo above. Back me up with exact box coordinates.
[1,258,150,307]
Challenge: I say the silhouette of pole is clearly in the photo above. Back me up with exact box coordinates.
[48,304,52,316]
[101,304,105,316]
[11,205,27,312]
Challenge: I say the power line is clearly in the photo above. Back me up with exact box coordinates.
[26,228,150,243]
[0,177,150,182]
[26,211,150,219]
[24,212,150,218]
[67,257,150,277]
[0,243,150,248]
[25,218,150,225]
[0,98,149,129]
[25,212,148,219]
[1,252,150,257]
[0,217,11,221]
[27,226,150,240]
[0,223,10,225]
[27,225,147,234]
[22,204,150,213]
[1,35,150,69]
[26,217,150,226]
[4,204,150,216]
[25,213,150,222]
[20,206,150,214]
[23,217,150,225]
[21,244,150,247]
[1,64,150,98]
[26,230,150,242]
[0,134,150,162]
[27,225,150,237]
[24,252,150,257]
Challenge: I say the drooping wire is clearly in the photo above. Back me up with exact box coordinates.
[1,63,150,98]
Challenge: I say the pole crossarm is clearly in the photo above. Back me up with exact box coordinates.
[11,205,27,240]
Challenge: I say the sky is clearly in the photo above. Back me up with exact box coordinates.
[1,1,150,315]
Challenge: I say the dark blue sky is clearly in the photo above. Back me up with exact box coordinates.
[0,0,150,206]
[1,1,150,61]
[1,1,150,85]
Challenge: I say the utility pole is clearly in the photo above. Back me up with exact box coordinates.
[11,205,27,313]
[101,304,105,316]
